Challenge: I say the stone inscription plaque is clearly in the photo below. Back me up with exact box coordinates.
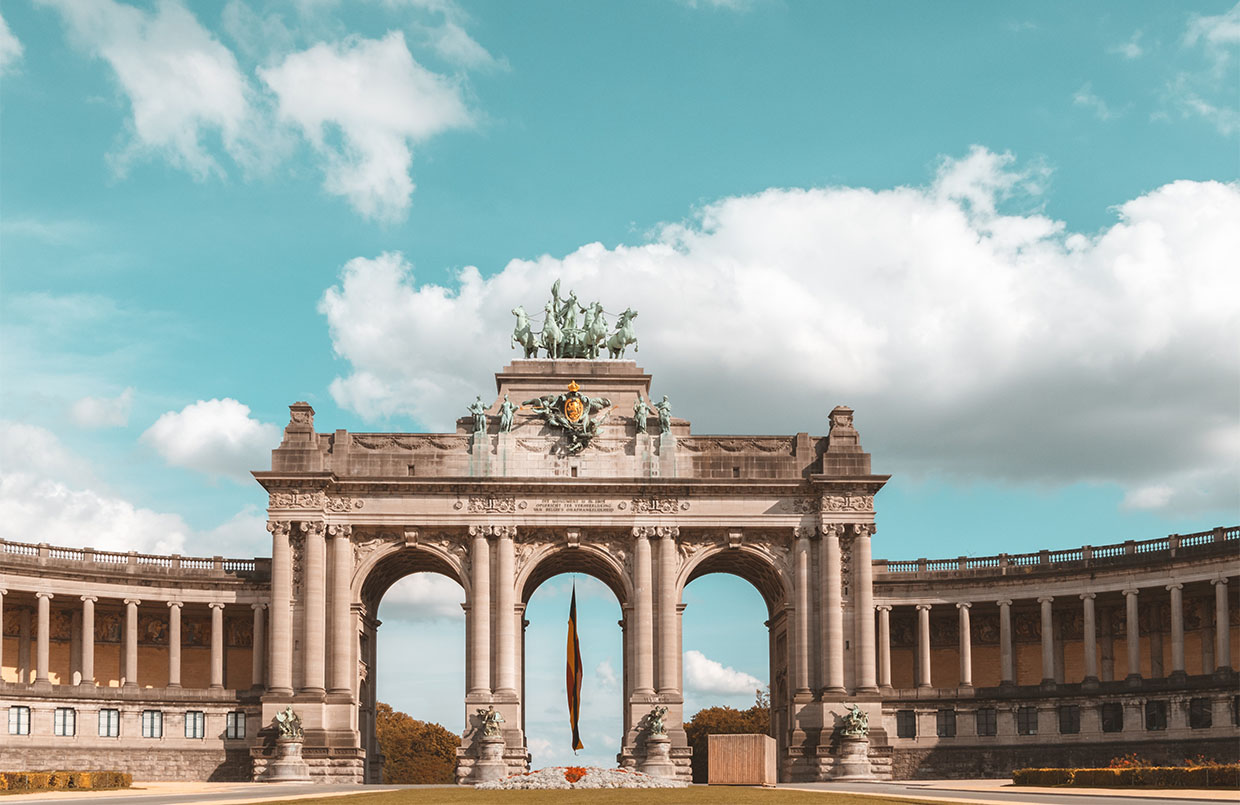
[529,499,616,514]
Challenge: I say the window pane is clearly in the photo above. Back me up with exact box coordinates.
[99,709,119,737]
[1145,701,1167,731]
[1058,705,1079,734]
[9,707,30,735]
[1101,703,1123,733]
[976,708,996,737]
[1189,698,1212,729]
[896,709,916,738]
[936,709,956,738]
[1017,706,1037,735]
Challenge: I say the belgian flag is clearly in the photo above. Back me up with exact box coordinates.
[566,584,584,752]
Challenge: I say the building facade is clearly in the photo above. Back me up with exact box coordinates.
[1,357,1236,783]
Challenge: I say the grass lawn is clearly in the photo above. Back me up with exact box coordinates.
[259,790,939,805]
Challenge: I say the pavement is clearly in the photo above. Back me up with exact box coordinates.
[4,779,1239,805]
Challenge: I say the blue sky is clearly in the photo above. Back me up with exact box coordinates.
[1,0,1237,770]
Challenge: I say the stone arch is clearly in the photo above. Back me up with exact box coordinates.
[677,544,790,618]
[353,540,469,611]
[517,542,633,607]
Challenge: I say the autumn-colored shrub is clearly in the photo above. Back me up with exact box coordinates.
[683,689,770,783]
[1109,753,1151,768]
[0,771,131,791]
[374,702,461,784]
[1014,765,1239,789]
[1012,768,1073,786]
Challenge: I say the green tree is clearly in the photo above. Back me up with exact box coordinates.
[374,702,461,784]
[683,690,771,783]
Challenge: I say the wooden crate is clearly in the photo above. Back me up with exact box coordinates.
[707,733,777,786]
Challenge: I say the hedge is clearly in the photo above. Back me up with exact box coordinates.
[0,771,133,791]
[1014,765,1239,789]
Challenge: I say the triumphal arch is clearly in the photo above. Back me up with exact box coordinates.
[1,284,1236,783]
[255,285,888,783]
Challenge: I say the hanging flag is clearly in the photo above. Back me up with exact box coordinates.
[566,583,585,752]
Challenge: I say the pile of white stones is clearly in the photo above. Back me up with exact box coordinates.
[477,766,688,790]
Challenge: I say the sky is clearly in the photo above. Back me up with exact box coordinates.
[1,0,1237,771]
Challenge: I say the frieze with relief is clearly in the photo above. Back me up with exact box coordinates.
[468,496,517,514]
[270,490,326,509]
[822,494,875,513]
[631,497,687,514]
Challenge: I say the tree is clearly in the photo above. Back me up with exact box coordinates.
[374,702,461,784]
[683,690,771,783]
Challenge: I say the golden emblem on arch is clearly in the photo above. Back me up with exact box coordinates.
[564,397,585,422]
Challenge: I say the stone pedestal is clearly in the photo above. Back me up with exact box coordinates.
[832,735,875,781]
[473,736,508,783]
[638,735,677,779]
[261,737,311,783]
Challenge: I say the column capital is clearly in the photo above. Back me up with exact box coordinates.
[996,599,1012,607]
[0,588,7,596]
[327,524,353,537]
[956,601,972,610]
[1122,588,1139,597]
[851,523,876,537]
[266,519,290,537]
[35,591,54,600]
[915,603,932,612]
[793,526,817,540]
[1079,592,1096,600]
[632,525,654,539]
[124,598,141,606]
[80,595,97,603]
[1165,583,1184,592]
[469,524,516,538]
[251,602,268,611]
[208,602,226,611]
[656,526,680,539]
[299,520,326,536]
[166,601,183,609]
[1037,596,1054,604]
[875,604,892,612]
[1212,577,1229,587]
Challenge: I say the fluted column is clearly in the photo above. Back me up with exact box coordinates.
[1166,584,1184,678]
[957,602,973,688]
[1215,578,1231,671]
[80,596,95,686]
[123,598,140,687]
[821,525,844,692]
[0,589,5,675]
[852,524,877,691]
[656,527,680,695]
[876,605,892,689]
[997,599,1014,685]
[302,521,327,694]
[468,525,492,696]
[329,525,353,695]
[268,520,293,694]
[209,602,225,689]
[18,608,30,684]
[793,527,812,696]
[1080,593,1097,683]
[35,592,52,685]
[495,526,517,697]
[632,527,655,695]
[915,604,932,688]
[1123,588,1140,681]
[252,603,267,688]
[1038,596,1055,684]
[167,602,183,688]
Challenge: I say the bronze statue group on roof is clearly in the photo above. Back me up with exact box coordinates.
[511,280,638,359]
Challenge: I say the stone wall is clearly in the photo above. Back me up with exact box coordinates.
[0,747,252,781]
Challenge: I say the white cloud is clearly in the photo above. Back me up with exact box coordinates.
[1073,83,1119,120]
[594,658,618,690]
[259,31,470,221]
[427,21,501,69]
[70,387,135,429]
[1109,32,1143,60]
[0,11,23,75]
[141,398,280,482]
[1185,2,1240,58]
[318,148,1240,515]
[683,650,762,695]
[1,421,95,487]
[379,573,465,621]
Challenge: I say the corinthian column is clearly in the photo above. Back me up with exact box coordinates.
[1167,583,1185,679]
[209,602,225,689]
[1215,578,1231,671]
[80,596,95,687]
[123,598,140,688]
[301,521,327,694]
[329,525,354,695]
[997,599,1014,685]
[656,527,680,696]
[876,605,892,689]
[793,527,812,696]
[957,602,973,688]
[853,524,877,691]
[821,525,845,693]
[495,526,517,697]
[167,601,182,688]
[35,592,52,685]
[1123,588,1141,682]
[468,526,492,696]
[252,603,267,689]
[1080,593,1098,684]
[1038,596,1055,685]
[0,589,5,676]
[268,520,293,694]
[632,527,655,695]
[915,604,932,688]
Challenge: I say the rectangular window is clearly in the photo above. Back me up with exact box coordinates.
[936,709,956,738]
[1233,695,1239,726]
[895,709,916,739]
[53,707,76,737]
[1058,704,1080,735]
[141,710,163,739]
[184,711,205,739]
[1016,706,1038,735]
[1145,700,1168,731]
[98,709,120,738]
[1101,702,1124,733]
[1188,697,1212,729]
[225,711,246,740]
[975,707,997,737]
[8,706,30,735]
